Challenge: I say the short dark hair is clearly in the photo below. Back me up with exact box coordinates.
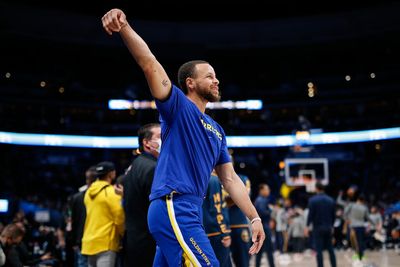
[86,165,97,184]
[315,181,325,191]
[177,60,209,94]
[358,194,365,202]
[1,223,25,240]
[138,123,160,152]
[258,183,269,191]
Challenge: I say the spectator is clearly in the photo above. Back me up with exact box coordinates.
[0,223,26,267]
[344,194,370,262]
[0,240,5,266]
[122,123,161,267]
[287,208,306,261]
[81,161,125,267]
[306,182,336,267]
[68,165,97,267]
[254,183,276,267]
[272,199,288,254]
[332,207,346,250]
[367,205,384,250]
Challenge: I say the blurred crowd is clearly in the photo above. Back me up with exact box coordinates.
[1,172,399,267]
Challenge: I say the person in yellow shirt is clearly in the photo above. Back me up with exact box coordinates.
[81,161,125,267]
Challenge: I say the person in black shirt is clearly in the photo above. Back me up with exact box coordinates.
[0,223,25,267]
[123,123,161,267]
[306,182,336,267]
[68,165,97,267]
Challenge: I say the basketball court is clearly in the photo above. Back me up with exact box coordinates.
[247,249,399,267]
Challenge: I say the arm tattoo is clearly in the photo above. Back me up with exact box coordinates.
[162,79,169,87]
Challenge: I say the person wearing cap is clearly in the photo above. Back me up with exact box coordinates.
[81,161,125,267]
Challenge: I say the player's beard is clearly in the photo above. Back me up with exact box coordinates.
[199,87,221,102]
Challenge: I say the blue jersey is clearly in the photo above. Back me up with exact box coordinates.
[229,174,251,227]
[150,85,231,201]
[202,174,231,237]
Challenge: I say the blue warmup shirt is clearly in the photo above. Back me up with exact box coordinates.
[150,85,231,201]
[202,174,231,237]
[229,174,251,227]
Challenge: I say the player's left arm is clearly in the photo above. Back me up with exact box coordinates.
[215,162,265,254]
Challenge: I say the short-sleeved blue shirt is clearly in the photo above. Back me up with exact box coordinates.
[149,85,231,201]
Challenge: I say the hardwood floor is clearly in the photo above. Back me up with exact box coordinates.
[244,249,399,267]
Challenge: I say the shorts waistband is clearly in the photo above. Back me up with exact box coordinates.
[165,192,204,206]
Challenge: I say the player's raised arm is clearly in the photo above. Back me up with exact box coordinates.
[101,8,171,101]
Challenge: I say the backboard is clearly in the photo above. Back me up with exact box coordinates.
[284,158,329,187]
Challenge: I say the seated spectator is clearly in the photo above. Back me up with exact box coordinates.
[367,205,384,250]
[0,223,26,267]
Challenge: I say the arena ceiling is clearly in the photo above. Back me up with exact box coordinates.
[1,0,398,21]
[1,0,400,99]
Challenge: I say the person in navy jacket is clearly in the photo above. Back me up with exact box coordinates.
[306,182,337,267]
[254,184,275,267]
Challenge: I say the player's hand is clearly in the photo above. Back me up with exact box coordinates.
[114,184,124,196]
[249,220,265,255]
[102,8,128,35]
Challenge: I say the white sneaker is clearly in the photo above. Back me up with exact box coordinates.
[278,254,292,266]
